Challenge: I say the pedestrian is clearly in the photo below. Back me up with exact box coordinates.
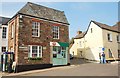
[101,52,106,64]
[99,53,101,63]
[12,61,16,73]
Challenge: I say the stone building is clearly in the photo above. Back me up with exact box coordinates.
[8,2,69,72]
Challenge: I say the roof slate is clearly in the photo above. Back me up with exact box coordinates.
[0,16,10,25]
[92,21,120,33]
[74,21,120,39]
[74,32,86,39]
[18,2,69,25]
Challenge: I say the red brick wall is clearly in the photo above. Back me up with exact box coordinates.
[9,15,69,65]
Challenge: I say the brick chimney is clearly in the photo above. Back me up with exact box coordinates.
[77,31,82,35]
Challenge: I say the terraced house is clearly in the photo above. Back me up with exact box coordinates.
[0,17,10,68]
[8,2,69,72]
[70,20,120,62]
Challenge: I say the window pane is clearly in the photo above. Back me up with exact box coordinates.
[2,47,6,52]
[2,27,7,38]
[32,22,39,37]
[52,26,59,39]
[29,45,42,58]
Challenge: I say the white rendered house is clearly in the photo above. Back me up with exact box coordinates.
[70,20,120,61]
[0,17,10,62]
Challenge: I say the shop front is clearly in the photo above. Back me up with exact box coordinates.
[50,42,69,66]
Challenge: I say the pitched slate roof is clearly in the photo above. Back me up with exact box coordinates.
[18,2,69,25]
[0,16,10,25]
[74,20,120,39]
[74,32,86,39]
[92,21,120,33]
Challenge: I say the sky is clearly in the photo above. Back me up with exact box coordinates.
[0,2,118,39]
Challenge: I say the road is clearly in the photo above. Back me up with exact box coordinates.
[20,63,118,76]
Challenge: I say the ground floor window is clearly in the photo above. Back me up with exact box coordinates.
[2,47,7,52]
[108,49,113,58]
[28,45,42,58]
[118,50,120,58]
[53,46,66,58]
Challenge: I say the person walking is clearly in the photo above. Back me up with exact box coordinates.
[101,52,106,64]
[99,53,101,63]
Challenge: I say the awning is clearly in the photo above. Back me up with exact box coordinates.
[50,42,69,47]
[58,42,69,47]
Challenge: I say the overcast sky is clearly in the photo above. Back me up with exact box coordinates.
[0,2,118,39]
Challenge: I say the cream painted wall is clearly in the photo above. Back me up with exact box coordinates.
[70,37,84,57]
[70,21,119,61]
[0,25,8,62]
[102,29,120,60]
[84,22,104,61]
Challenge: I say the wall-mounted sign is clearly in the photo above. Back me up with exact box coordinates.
[43,47,46,50]
[50,42,60,46]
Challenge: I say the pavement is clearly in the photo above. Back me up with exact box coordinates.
[1,58,119,76]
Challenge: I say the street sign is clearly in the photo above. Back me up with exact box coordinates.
[102,48,105,51]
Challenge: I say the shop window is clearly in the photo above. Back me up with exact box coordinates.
[61,47,66,58]
[28,45,42,58]
[53,46,66,58]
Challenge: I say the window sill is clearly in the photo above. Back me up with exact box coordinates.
[117,42,120,44]
[28,57,42,60]
[32,36,40,38]
[53,38,59,40]
[2,38,7,40]
[108,40,112,42]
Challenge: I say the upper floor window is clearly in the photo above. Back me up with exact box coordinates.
[2,47,7,52]
[107,33,112,42]
[2,27,7,38]
[117,35,120,42]
[32,22,40,37]
[91,28,93,33]
[52,26,59,39]
[79,41,82,47]
[11,25,14,38]
[28,45,42,58]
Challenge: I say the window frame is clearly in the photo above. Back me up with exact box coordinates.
[11,24,14,38]
[32,22,40,37]
[117,35,120,43]
[28,45,42,58]
[107,33,112,42]
[118,50,120,58]
[52,26,59,39]
[2,27,7,39]
[1,47,7,52]
[91,28,93,33]
[108,49,113,58]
